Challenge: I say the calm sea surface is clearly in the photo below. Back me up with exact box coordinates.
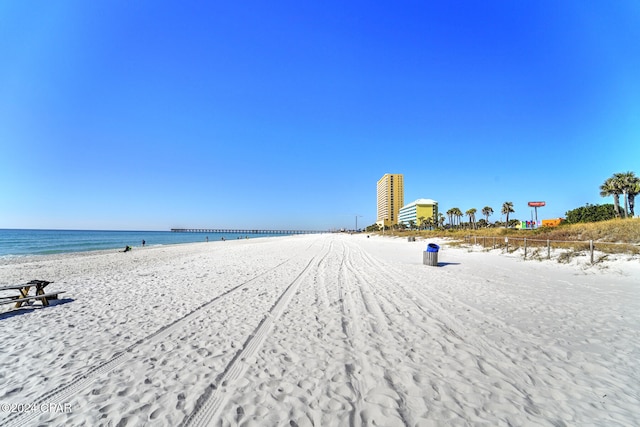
[0,229,288,257]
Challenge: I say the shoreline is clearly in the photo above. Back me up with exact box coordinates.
[0,231,292,260]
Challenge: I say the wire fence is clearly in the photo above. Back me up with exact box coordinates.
[462,235,640,264]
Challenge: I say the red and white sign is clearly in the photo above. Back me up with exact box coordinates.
[528,201,546,207]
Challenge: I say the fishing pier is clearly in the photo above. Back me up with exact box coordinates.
[170,228,325,235]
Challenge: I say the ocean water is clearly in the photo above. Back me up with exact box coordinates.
[0,229,287,257]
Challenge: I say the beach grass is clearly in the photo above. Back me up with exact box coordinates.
[379,217,640,255]
[383,217,640,242]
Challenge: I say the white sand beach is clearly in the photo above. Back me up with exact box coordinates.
[1,233,639,426]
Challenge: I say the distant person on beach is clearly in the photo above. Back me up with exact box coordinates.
[123,245,132,253]
[206,236,209,242]
[142,240,146,247]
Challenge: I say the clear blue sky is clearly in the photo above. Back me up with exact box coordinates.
[1,1,639,231]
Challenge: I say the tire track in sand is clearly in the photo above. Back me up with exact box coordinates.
[335,243,367,427]
[2,245,318,427]
[346,239,568,422]
[341,241,414,427]
[179,244,331,427]
[333,240,413,427]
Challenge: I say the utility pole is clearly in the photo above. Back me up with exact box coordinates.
[355,215,362,232]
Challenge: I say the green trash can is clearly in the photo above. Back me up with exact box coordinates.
[423,243,439,266]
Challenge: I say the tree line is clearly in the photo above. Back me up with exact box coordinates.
[367,201,517,232]
[440,202,516,230]
[366,171,639,232]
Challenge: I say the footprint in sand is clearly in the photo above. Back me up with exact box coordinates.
[236,406,245,423]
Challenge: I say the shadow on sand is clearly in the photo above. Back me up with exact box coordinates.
[0,298,74,321]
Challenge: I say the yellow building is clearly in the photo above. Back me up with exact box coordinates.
[376,173,404,227]
[399,199,438,228]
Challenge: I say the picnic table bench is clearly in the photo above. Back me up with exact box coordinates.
[0,280,65,308]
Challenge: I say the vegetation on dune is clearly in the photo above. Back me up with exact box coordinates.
[375,218,640,243]
[565,204,617,224]
[537,218,640,243]
[364,171,640,249]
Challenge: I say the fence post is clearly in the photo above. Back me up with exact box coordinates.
[483,236,486,248]
[590,240,594,264]
[493,237,496,249]
[547,239,550,259]
[524,238,527,260]
[505,237,509,253]
[474,236,477,246]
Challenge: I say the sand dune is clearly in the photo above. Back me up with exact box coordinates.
[1,234,638,426]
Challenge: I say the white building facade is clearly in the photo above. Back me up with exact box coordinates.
[398,198,438,228]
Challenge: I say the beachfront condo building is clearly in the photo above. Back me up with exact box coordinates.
[399,199,438,228]
[376,173,404,227]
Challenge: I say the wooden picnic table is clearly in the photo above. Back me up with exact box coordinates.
[0,280,64,308]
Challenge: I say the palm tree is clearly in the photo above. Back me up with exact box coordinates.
[600,176,622,218]
[446,209,454,227]
[452,207,463,228]
[438,213,446,228]
[628,174,640,217]
[482,206,493,225]
[613,172,631,218]
[418,216,426,230]
[466,208,477,229]
[616,171,640,218]
[501,202,515,228]
[425,217,434,230]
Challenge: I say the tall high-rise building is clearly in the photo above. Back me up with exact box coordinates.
[376,173,404,227]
